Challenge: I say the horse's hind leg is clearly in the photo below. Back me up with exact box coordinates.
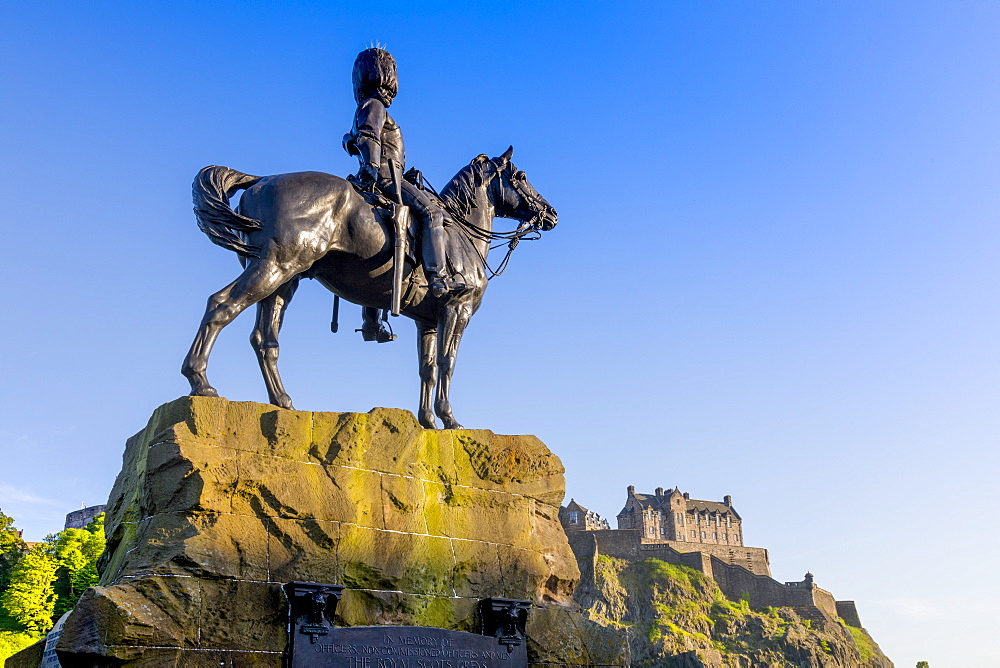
[250,276,300,409]
[181,255,299,398]
[416,321,438,428]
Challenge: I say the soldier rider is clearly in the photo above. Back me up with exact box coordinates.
[344,47,463,342]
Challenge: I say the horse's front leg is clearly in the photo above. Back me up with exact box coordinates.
[416,321,438,428]
[435,299,473,429]
[250,277,300,409]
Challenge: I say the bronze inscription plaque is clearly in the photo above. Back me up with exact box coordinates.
[291,626,526,668]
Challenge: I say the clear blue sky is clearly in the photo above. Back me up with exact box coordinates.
[2,2,998,666]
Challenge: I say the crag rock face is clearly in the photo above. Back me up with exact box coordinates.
[574,554,893,667]
[56,397,623,666]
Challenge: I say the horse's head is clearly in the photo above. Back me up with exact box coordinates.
[490,146,558,231]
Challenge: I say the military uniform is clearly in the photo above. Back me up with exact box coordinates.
[344,48,460,304]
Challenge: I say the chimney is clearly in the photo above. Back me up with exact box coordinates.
[627,485,635,495]
[683,492,689,500]
[724,495,732,506]
[655,487,664,497]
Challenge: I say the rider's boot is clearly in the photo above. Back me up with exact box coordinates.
[424,217,466,298]
[359,307,396,343]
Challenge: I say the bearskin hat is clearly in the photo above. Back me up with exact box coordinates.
[352,48,398,105]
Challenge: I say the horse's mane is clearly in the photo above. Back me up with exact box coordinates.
[438,156,494,221]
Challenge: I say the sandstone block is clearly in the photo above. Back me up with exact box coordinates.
[265,517,340,583]
[338,524,454,596]
[422,480,535,544]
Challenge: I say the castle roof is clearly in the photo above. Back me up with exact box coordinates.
[564,499,591,514]
[618,488,742,520]
[685,499,738,517]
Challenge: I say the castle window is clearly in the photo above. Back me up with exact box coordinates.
[690,530,696,538]
[723,533,728,540]
[660,527,666,535]
[700,531,706,539]
[712,532,718,539]
[568,512,578,525]
[676,532,684,540]
[726,516,731,527]
[649,527,655,535]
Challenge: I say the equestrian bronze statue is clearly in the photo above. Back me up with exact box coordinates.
[181,48,557,429]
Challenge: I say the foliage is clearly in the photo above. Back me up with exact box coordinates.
[51,515,104,619]
[0,543,58,633]
[916,662,929,668]
[0,509,26,593]
[848,624,876,662]
[0,512,106,662]
[0,630,39,662]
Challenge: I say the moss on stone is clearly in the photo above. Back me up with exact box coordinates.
[849,624,877,662]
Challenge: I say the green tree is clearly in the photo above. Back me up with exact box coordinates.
[0,509,26,592]
[51,514,104,618]
[0,543,58,633]
[0,513,105,635]
[917,662,930,668]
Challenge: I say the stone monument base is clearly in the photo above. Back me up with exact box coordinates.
[53,397,624,666]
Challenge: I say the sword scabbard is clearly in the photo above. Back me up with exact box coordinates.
[388,161,407,316]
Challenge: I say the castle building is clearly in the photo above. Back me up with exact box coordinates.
[616,485,743,547]
[560,499,610,532]
[64,504,106,530]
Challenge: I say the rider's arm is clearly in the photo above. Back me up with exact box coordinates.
[352,97,386,181]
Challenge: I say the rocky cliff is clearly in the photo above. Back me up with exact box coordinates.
[54,397,624,666]
[575,554,892,667]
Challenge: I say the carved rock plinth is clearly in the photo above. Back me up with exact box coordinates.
[55,397,623,666]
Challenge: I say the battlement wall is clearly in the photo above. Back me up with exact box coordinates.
[836,600,862,627]
[709,557,838,620]
[576,530,710,575]
[637,538,771,577]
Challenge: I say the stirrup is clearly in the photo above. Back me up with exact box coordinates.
[357,321,397,343]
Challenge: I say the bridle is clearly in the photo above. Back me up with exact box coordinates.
[492,160,551,231]
[448,159,548,279]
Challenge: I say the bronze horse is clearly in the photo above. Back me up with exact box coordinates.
[182,147,557,428]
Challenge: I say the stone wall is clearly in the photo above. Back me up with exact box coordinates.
[568,531,709,576]
[708,557,838,620]
[573,529,770,578]
[63,505,105,530]
[637,539,770,577]
[836,600,863,627]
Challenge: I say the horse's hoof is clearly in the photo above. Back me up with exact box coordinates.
[419,415,437,429]
[441,420,464,430]
[273,395,295,410]
[190,386,219,398]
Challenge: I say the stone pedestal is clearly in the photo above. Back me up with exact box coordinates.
[54,397,624,666]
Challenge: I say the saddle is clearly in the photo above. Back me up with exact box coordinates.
[346,173,420,265]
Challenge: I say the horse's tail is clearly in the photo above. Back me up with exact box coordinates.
[192,165,264,257]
